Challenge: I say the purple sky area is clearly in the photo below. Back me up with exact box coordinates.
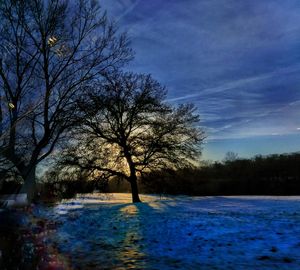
[101,0,300,161]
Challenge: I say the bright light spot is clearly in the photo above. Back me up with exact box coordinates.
[48,36,58,47]
[120,205,138,215]
[297,128,300,130]
[55,44,70,57]
[8,103,15,109]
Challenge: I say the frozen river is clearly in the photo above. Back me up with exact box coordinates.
[41,194,300,269]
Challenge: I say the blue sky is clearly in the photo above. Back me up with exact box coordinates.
[101,0,300,161]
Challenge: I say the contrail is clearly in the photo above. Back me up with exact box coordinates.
[166,63,300,102]
[116,0,141,22]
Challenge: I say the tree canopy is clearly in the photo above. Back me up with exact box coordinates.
[0,0,131,199]
[60,72,205,202]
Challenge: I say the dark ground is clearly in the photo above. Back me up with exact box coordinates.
[0,206,70,270]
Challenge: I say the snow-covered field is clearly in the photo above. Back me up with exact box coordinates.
[41,194,300,269]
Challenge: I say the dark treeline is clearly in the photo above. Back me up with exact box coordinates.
[141,152,300,196]
[2,152,300,198]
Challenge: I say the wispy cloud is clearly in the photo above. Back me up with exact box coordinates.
[166,64,300,102]
[114,0,141,23]
[102,0,300,158]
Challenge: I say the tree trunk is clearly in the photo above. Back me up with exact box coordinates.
[123,147,141,203]
[129,174,141,203]
[0,93,3,137]
[20,165,36,203]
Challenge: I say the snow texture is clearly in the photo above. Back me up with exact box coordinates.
[40,194,300,269]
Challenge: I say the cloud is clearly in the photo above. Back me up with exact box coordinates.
[166,64,300,102]
[114,0,141,22]
[101,0,300,157]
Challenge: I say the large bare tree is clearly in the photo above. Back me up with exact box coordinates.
[61,73,205,202]
[0,0,132,200]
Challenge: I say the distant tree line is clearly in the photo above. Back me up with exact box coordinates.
[140,152,300,196]
[3,152,300,198]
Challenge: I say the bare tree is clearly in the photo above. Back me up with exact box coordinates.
[61,73,205,202]
[0,0,132,200]
[223,151,239,163]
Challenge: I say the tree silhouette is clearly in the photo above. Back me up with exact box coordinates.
[60,72,205,202]
[223,151,239,163]
[0,0,131,200]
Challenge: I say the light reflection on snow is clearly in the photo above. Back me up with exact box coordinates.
[44,194,300,269]
[120,204,139,215]
[54,202,83,215]
[116,204,145,269]
[117,204,146,269]
[118,230,146,269]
